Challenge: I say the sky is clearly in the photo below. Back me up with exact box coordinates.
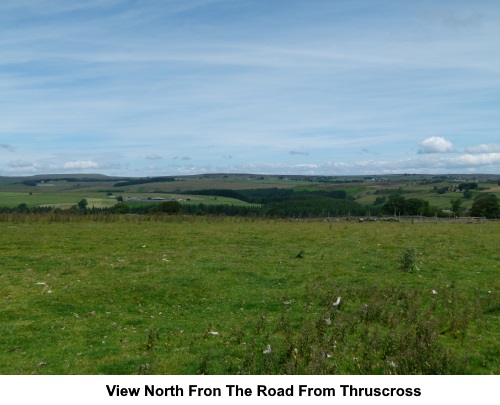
[1,0,499,177]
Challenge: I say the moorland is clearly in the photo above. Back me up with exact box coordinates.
[0,173,498,374]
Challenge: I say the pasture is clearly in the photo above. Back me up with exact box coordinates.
[1,173,499,213]
[0,215,498,374]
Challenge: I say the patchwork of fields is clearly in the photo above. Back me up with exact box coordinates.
[1,173,499,212]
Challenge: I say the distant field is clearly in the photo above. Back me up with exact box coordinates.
[126,196,259,207]
[122,179,308,193]
[0,192,117,209]
[0,174,499,214]
[0,216,497,374]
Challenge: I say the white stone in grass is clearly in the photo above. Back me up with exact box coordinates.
[332,297,342,307]
[432,290,438,295]
[263,345,271,355]
[207,331,218,336]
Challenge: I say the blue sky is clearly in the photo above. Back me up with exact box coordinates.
[1,0,499,176]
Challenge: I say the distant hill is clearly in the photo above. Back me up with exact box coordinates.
[1,172,498,182]
[1,172,498,187]
[0,173,128,185]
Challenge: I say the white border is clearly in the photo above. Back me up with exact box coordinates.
[1,375,497,404]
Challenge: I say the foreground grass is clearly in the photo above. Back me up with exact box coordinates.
[0,215,498,374]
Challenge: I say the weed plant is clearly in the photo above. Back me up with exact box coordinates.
[399,247,417,272]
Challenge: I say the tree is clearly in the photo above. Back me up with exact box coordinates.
[463,189,473,199]
[111,203,130,214]
[470,194,499,218]
[382,196,432,216]
[458,182,478,191]
[383,195,406,215]
[117,195,124,202]
[78,199,88,210]
[405,198,431,216]
[150,201,181,214]
[450,198,462,215]
[16,203,30,213]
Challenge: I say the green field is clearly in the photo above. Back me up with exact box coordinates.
[2,192,104,209]
[0,174,500,215]
[1,215,498,374]
[1,173,499,213]
[0,190,258,210]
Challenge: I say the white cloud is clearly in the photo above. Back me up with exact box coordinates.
[289,150,309,156]
[450,153,500,167]
[6,160,51,174]
[145,154,162,160]
[464,144,500,154]
[64,160,100,169]
[418,137,455,154]
[4,150,499,177]
[201,153,500,176]
[8,159,35,168]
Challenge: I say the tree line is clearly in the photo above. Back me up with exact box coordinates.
[2,189,499,218]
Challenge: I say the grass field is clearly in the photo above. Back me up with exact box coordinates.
[0,191,258,210]
[0,215,498,374]
[1,174,499,215]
